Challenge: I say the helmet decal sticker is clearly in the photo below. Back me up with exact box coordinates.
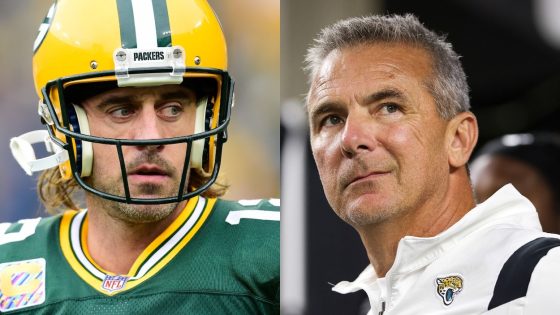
[33,2,57,53]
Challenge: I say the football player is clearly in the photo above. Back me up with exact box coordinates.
[2,0,279,313]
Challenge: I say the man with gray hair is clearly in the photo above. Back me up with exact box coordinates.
[305,14,560,314]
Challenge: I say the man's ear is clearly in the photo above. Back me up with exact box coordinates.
[447,111,478,168]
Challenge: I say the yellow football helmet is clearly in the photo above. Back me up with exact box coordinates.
[17,0,234,204]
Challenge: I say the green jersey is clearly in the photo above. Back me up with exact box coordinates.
[0,196,280,314]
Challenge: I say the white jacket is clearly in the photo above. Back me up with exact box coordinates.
[333,184,560,314]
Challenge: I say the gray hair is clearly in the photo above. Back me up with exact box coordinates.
[305,14,470,119]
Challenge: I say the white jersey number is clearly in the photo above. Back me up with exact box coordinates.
[0,218,41,246]
[226,199,281,225]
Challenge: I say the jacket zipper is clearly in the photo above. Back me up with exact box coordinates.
[378,301,386,315]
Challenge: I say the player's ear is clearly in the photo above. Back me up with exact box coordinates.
[446,111,478,168]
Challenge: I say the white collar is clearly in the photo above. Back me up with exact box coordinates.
[333,184,541,294]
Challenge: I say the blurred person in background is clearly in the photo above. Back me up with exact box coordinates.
[0,0,279,313]
[471,132,560,233]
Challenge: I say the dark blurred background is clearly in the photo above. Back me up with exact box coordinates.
[281,0,560,314]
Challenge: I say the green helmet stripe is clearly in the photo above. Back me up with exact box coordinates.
[116,0,138,49]
[152,0,172,47]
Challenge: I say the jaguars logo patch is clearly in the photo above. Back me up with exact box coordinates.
[435,275,463,306]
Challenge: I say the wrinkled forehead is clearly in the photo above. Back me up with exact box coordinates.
[307,43,434,106]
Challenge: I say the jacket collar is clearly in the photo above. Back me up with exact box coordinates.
[333,184,541,294]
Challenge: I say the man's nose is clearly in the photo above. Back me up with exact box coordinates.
[132,108,165,152]
[339,112,377,158]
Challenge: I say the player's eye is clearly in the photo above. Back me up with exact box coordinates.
[159,102,184,119]
[109,106,135,119]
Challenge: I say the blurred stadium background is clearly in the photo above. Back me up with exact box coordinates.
[0,0,280,222]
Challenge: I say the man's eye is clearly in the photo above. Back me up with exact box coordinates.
[322,115,343,127]
[110,107,134,118]
[160,103,183,118]
[381,103,401,114]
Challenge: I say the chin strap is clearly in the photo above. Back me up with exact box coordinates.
[10,130,69,176]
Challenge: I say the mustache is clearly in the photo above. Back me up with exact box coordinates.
[125,152,178,177]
